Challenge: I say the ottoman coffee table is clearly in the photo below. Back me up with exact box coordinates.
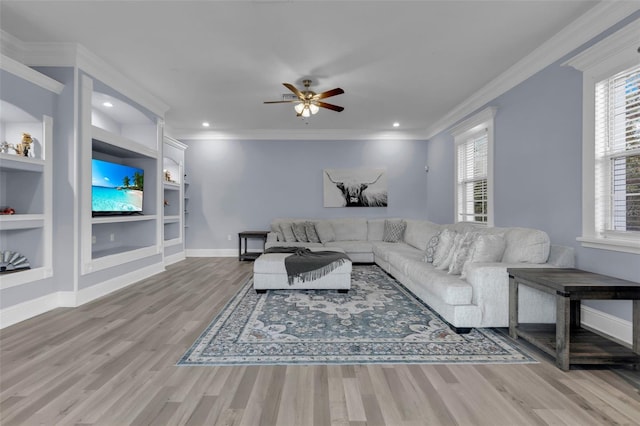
[253,247,352,292]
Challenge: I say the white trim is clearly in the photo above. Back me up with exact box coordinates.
[186,249,238,258]
[74,263,164,306]
[0,264,164,329]
[565,19,640,254]
[164,252,186,266]
[167,128,427,141]
[0,54,64,94]
[163,136,188,151]
[0,292,60,329]
[426,3,640,139]
[452,107,495,227]
[581,305,633,347]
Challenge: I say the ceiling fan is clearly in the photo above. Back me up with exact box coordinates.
[264,79,344,118]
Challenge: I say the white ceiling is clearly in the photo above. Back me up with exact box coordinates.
[0,1,601,140]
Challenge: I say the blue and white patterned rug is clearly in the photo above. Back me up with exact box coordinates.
[178,265,536,366]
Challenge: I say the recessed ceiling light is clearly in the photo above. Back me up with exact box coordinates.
[103,102,113,108]
[202,122,210,127]
[393,122,400,128]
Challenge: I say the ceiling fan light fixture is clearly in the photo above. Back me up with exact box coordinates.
[294,103,305,114]
[309,103,319,115]
[301,106,311,118]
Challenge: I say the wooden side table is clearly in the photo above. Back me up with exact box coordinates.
[238,231,268,261]
[508,268,640,371]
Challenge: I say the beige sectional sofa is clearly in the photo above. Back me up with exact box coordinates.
[266,218,575,332]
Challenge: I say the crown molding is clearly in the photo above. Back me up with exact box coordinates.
[164,135,189,150]
[563,17,640,72]
[167,127,427,141]
[449,107,496,137]
[425,2,640,140]
[0,54,65,94]
[2,35,170,118]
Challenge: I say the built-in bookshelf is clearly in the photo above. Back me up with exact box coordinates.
[80,74,162,274]
[0,56,62,288]
[162,136,187,264]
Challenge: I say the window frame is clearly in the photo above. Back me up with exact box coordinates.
[565,19,640,254]
[450,107,496,227]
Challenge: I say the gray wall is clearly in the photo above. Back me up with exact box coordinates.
[425,19,640,322]
[183,138,429,249]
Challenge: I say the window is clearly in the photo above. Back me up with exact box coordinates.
[451,107,495,226]
[565,19,640,254]
[595,65,640,234]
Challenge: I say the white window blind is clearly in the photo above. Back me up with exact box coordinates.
[457,130,488,223]
[595,64,640,234]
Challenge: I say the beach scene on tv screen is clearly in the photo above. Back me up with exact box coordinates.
[92,159,143,212]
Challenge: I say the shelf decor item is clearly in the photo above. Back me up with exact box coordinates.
[0,250,31,273]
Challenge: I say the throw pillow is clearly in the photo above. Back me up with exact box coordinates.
[432,229,457,268]
[448,232,478,275]
[292,222,308,242]
[435,232,463,270]
[315,221,336,243]
[305,221,321,243]
[424,232,441,263]
[460,234,507,279]
[279,222,297,242]
[383,219,406,242]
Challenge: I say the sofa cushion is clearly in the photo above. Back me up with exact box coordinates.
[388,249,426,275]
[403,220,441,251]
[460,233,506,278]
[330,218,368,241]
[324,240,374,254]
[383,219,406,242]
[315,221,336,243]
[292,222,308,242]
[405,261,473,305]
[305,222,321,243]
[279,222,297,242]
[502,228,550,264]
[367,218,386,241]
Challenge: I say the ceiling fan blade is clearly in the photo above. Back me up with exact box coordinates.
[315,101,344,112]
[313,88,344,100]
[282,83,304,99]
[263,100,297,104]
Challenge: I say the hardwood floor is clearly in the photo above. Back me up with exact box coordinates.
[1,257,639,425]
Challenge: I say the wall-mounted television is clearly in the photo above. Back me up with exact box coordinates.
[92,158,144,216]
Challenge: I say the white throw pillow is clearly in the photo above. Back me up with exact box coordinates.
[292,222,308,242]
[315,221,336,243]
[448,232,478,275]
[432,230,458,270]
[279,222,297,242]
[460,234,507,279]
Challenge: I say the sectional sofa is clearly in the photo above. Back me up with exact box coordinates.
[266,218,575,332]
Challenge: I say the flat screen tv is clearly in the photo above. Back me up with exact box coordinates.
[92,158,144,216]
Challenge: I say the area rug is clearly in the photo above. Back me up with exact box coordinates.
[178,265,536,366]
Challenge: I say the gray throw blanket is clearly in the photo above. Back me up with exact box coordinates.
[264,247,351,285]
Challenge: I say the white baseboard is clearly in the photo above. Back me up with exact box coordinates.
[185,249,237,257]
[0,264,165,329]
[74,263,165,306]
[164,252,186,266]
[0,292,60,329]
[581,305,632,346]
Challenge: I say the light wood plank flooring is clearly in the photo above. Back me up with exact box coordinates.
[1,258,639,425]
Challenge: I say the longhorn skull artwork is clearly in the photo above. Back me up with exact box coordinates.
[323,169,388,207]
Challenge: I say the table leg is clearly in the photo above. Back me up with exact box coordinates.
[633,299,639,354]
[570,300,581,330]
[556,294,571,371]
[509,276,518,339]
[238,235,242,260]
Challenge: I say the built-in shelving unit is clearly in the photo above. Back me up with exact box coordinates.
[80,74,162,274]
[162,136,187,264]
[0,57,61,288]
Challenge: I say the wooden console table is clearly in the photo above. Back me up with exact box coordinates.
[508,268,640,371]
[238,231,268,261]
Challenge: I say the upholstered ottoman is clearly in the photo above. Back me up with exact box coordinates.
[253,247,352,292]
